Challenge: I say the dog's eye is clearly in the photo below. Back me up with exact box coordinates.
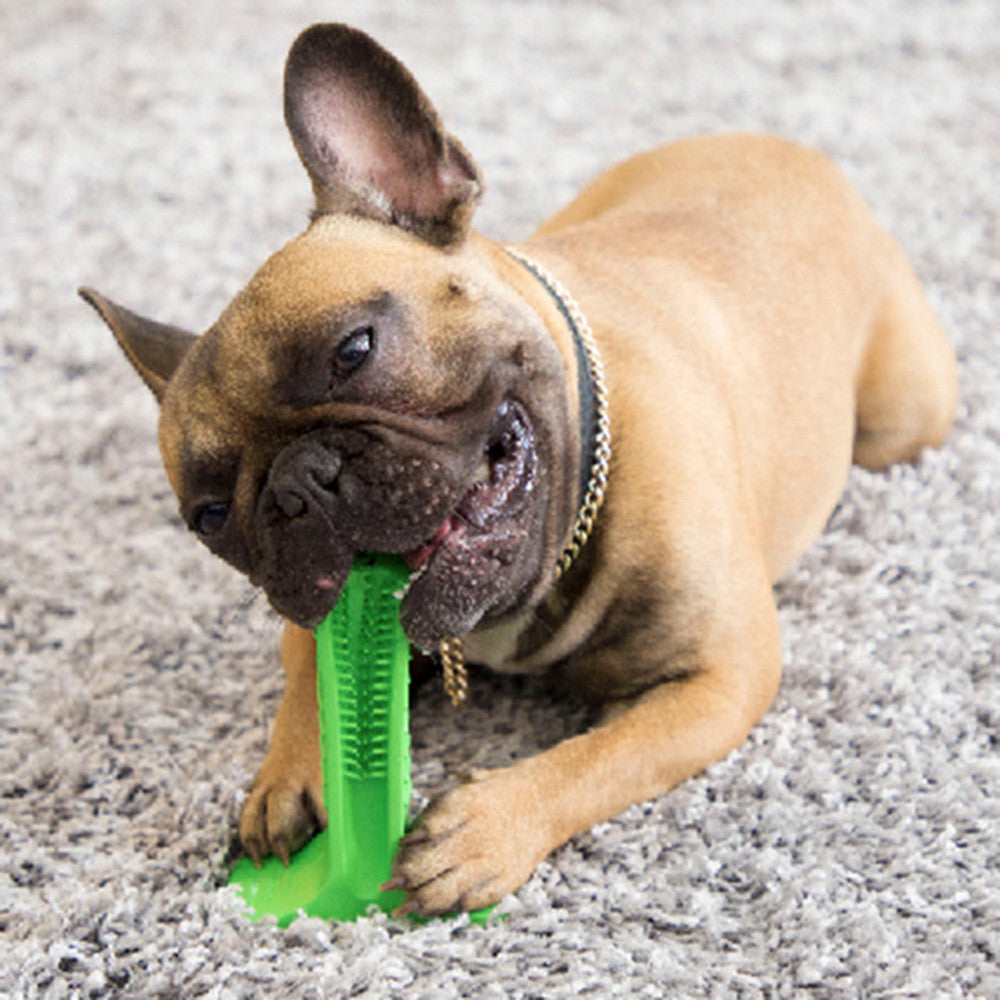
[192,501,229,536]
[333,326,374,377]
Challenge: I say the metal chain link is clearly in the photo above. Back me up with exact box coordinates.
[439,635,468,707]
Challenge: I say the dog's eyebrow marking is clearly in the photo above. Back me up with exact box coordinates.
[272,293,399,409]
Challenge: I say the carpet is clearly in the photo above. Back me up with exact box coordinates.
[2,1,998,997]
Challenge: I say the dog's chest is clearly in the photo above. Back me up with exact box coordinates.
[463,588,576,675]
[463,612,548,675]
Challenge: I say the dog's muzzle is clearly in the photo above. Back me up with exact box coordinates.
[251,396,544,645]
[254,424,462,627]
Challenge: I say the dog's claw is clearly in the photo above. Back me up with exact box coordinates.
[455,768,488,784]
[245,838,264,868]
[398,829,431,849]
[273,837,291,868]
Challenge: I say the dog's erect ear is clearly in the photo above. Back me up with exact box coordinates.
[78,288,197,403]
[284,23,483,248]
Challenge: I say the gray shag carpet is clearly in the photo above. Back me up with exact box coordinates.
[2,1,999,997]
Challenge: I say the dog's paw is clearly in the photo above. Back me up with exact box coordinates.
[384,763,548,917]
[238,754,326,867]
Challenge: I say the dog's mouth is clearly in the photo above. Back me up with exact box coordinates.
[387,397,539,646]
[401,398,535,575]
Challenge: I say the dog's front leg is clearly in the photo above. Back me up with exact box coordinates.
[388,578,782,917]
[239,621,325,866]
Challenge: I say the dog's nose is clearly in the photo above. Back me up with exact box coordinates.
[268,440,343,520]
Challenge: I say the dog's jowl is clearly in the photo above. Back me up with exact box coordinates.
[82,23,957,916]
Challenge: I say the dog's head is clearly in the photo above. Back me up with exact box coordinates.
[81,24,578,649]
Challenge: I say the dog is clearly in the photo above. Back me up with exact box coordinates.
[80,23,958,917]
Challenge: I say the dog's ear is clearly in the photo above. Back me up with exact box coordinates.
[284,23,483,248]
[78,288,197,403]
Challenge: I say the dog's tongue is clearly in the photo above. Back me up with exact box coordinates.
[403,518,461,573]
[306,518,458,600]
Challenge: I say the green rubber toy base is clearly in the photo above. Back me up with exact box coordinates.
[230,827,404,926]
[228,554,495,927]
[229,832,494,927]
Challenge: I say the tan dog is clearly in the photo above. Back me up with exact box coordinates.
[80,23,957,917]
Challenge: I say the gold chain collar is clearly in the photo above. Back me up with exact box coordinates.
[439,247,612,705]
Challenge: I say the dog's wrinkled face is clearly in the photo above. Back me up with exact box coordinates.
[81,23,580,647]
[154,218,572,647]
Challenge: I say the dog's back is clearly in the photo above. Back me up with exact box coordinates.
[528,133,957,579]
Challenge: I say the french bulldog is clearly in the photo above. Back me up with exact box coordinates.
[80,23,957,917]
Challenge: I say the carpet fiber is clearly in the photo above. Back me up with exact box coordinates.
[2,2,999,997]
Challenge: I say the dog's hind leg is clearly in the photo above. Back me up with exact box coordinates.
[852,237,958,471]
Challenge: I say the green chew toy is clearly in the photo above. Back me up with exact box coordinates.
[229,553,411,923]
[229,553,492,925]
